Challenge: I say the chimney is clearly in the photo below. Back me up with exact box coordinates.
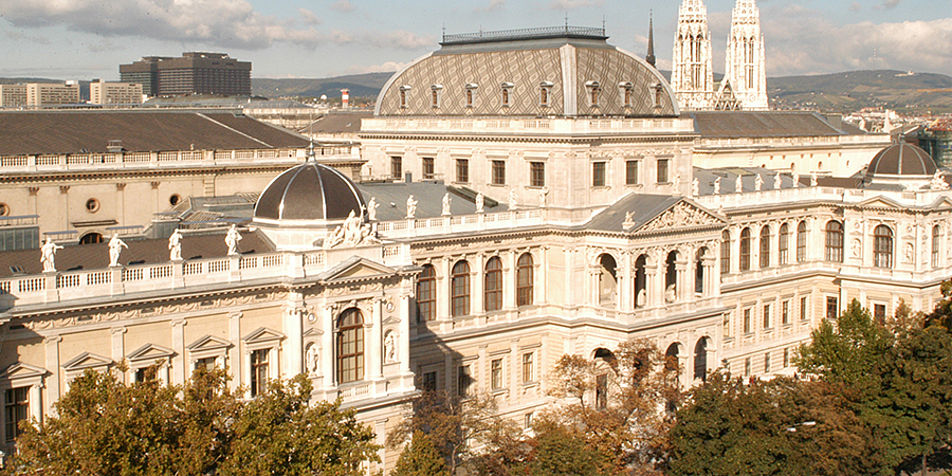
[341,89,350,109]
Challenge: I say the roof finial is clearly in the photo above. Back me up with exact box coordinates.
[646,9,656,67]
[307,110,316,162]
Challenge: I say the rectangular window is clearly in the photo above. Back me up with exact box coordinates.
[422,371,437,391]
[783,348,790,368]
[390,156,402,180]
[625,160,640,185]
[743,308,752,334]
[782,300,790,326]
[458,365,472,396]
[522,352,534,384]
[800,296,809,321]
[4,387,28,443]
[657,158,669,183]
[250,349,269,397]
[195,357,216,371]
[874,304,887,323]
[744,357,751,377]
[491,359,503,390]
[763,304,771,329]
[492,160,506,185]
[723,314,733,338]
[456,159,469,183]
[592,161,606,187]
[764,353,771,373]
[524,412,533,428]
[135,366,158,383]
[422,157,435,179]
[826,297,839,320]
[530,162,545,187]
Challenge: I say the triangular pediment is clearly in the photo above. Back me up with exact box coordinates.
[127,343,176,363]
[303,327,323,337]
[634,199,725,234]
[0,362,47,380]
[242,327,285,344]
[928,196,952,210]
[63,352,113,371]
[324,257,397,283]
[187,335,233,353]
[857,195,904,209]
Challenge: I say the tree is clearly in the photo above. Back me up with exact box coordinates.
[525,422,612,476]
[540,338,679,473]
[392,431,449,476]
[218,374,379,476]
[666,372,883,476]
[6,368,378,476]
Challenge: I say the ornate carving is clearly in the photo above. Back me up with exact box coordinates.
[638,201,721,233]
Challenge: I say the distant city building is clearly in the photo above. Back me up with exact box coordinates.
[89,80,144,105]
[0,84,28,108]
[919,120,952,168]
[119,52,251,97]
[25,82,80,106]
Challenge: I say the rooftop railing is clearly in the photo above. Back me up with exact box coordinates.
[442,25,607,45]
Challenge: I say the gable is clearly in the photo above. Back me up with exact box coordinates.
[323,257,397,283]
[0,362,47,380]
[242,327,285,345]
[127,343,176,362]
[62,352,113,371]
[857,195,904,209]
[634,199,724,234]
[187,335,233,353]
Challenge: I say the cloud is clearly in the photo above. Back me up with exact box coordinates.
[849,2,862,12]
[346,60,409,75]
[0,0,430,51]
[762,6,952,76]
[298,8,321,26]
[881,0,900,8]
[549,0,603,9]
[475,0,505,13]
[330,0,355,13]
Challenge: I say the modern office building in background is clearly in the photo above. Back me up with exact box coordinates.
[89,80,144,105]
[119,52,251,97]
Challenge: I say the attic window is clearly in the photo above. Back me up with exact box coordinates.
[500,82,514,108]
[650,83,665,110]
[539,81,554,107]
[398,85,412,108]
[585,81,601,108]
[430,84,443,109]
[465,83,478,108]
[618,81,634,107]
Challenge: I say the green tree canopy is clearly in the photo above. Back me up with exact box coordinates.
[392,431,449,476]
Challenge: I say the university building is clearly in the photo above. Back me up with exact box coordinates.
[119,52,252,97]
[0,26,949,473]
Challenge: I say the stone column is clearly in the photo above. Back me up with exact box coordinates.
[170,320,186,385]
[503,251,516,310]
[44,336,61,416]
[703,255,717,297]
[369,300,383,382]
[646,257,661,308]
[730,226,740,274]
[439,258,451,319]
[539,246,548,306]
[675,258,688,303]
[111,327,126,381]
[620,251,632,311]
[590,268,600,306]
[769,222,780,267]
[472,254,483,315]
[321,306,335,389]
[399,290,412,377]
[228,312,242,391]
[283,303,303,378]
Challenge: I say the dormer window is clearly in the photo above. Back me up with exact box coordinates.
[650,83,664,111]
[618,81,634,108]
[500,82,514,108]
[431,84,443,108]
[399,85,412,108]
[465,83,478,108]
[585,81,601,107]
[539,81,554,107]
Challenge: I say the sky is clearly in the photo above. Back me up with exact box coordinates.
[0,0,950,80]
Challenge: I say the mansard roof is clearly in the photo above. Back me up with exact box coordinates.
[355,182,507,221]
[691,111,849,138]
[0,110,308,156]
[586,194,724,234]
[375,26,678,117]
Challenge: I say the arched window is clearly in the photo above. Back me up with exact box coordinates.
[693,337,709,382]
[451,261,471,317]
[932,225,941,268]
[759,226,771,268]
[796,221,807,263]
[598,254,618,306]
[740,228,751,271]
[416,265,436,322]
[79,232,104,245]
[720,230,731,275]
[778,223,789,265]
[695,248,707,295]
[873,225,893,268]
[336,309,364,384]
[825,221,844,262]
[516,253,533,307]
[634,254,647,308]
[484,257,502,312]
[665,251,678,302]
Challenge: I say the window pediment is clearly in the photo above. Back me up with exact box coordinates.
[0,362,47,381]
[62,352,113,372]
[127,343,176,363]
[242,327,285,345]
[187,335,233,353]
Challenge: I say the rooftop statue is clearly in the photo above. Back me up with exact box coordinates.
[367,197,379,221]
[713,176,721,195]
[442,193,452,216]
[225,225,242,256]
[169,229,183,261]
[406,195,417,219]
[475,193,485,214]
[108,233,128,267]
[40,238,63,273]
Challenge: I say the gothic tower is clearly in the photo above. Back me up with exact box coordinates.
[645,11,656,67]
[724,0,768,110]
[671,0,714,110]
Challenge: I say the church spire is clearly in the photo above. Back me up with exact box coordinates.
[724,0,768,110]
[671,0,714,110]
[645,10,656,67]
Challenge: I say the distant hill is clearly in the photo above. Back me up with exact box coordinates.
[766,70,952,113]
[252,72,392,99]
